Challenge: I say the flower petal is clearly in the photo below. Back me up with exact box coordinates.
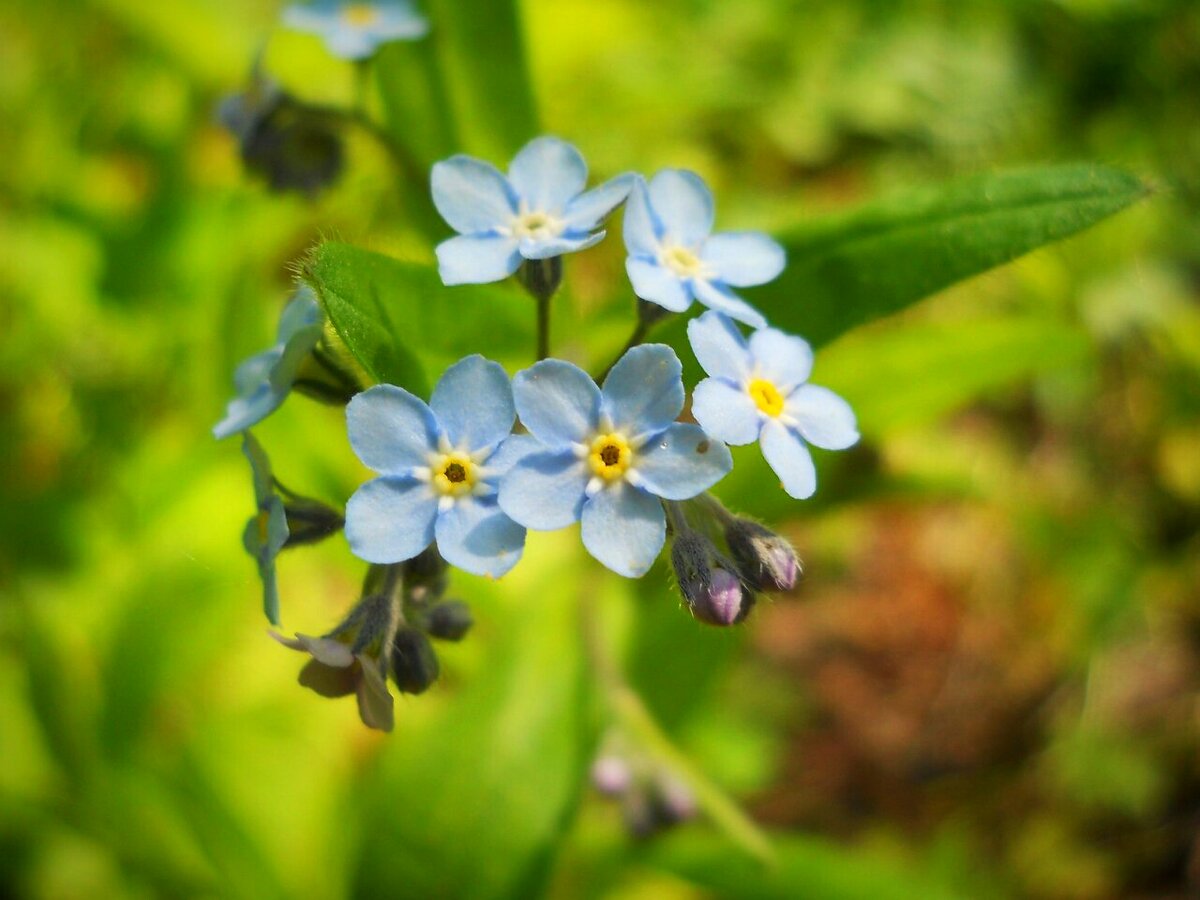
[269,321,323,393]
[276,287,322,342]
[622,177,662,257]
[580,485,666,578]
[647,169,713,246]
[242,432,275,502]
[345,476,439,563]
[326,28,379,60]
[281,5,334,31]
[690,377,760,445]
[374,4,429,38]
[213,387,280,439]
[435,497,526,578]
[601,344,684,437]
[483,434,540,478]
[562,172,637,232]
[497,451,588,530]
[298,659,357,697]
[346,385,439,475]
[748,328,813,392]
[519,231,604,261]
[232,348,279,397]
[512,359,601,448]
[431,155,517,234]
[436,234,521,285]
[632,422,732,500]
[686,310,752,381]
[786,384,859,450]
[355,654,395,732]
[692,279,767,329]
[626,258,691,313]
[700,232,786,287]
[430,355,514,451]
[760,421,817,500]
[507,136,587,214]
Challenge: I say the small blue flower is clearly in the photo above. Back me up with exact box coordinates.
[283,0,428,60]
[687,311,858,500]
[344,355,527,577]
[431,136,635,285]
[623,170,785,329]
[242,433,290,625]
[213,287,324,440]
[498,345,732,578]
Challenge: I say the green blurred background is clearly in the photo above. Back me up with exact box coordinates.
[2,0,1199,897]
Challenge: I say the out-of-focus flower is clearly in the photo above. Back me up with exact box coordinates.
[622,171,784,328]
[431,136,635,285]
[214,287,324,439]
[242,434,290,625]
[345,355,527,577]
[282,0,428,60]
[270,630,394,731]
[688,310,858,499]
[499,345,731,577]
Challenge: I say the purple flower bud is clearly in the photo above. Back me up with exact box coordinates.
[671,531,754,626]
[591,756,633,797]
[725,518,800,592]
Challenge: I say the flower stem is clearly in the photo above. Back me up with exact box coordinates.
[597,299,673,381]
[518,258,562,361]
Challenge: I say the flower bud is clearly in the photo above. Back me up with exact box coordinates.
[671,532,754,626]
[422,600,473,642]
[724,518,800,592]
[590,756,633,797]
[390,626,440,695]
[282,497,345,547]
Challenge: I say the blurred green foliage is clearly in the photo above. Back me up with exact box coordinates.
[1,1,1198,899]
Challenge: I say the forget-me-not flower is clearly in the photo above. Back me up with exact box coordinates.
[623,170,785,329]
[498,345,732,577]
[282,1,428,60]
[345,355,527,577]
[431,136,636,286]
[687,311,858,500]
[242,434,290,625]
[213,287,324,439]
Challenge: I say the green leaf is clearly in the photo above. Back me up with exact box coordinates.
[652,832,971,900]
[758,164,1149,347]
[376,0,538,166]
[303,242,531,393]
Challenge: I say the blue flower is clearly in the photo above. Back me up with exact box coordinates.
[498,345,732,577]
[213,287,324,439]
[242,434,290,625]
[431,136,635,285]
[687,311,858,500]
[344,355,527,577]
[282,1,428,60]
[623,170,785,329]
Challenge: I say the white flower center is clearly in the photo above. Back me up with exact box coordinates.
[508,208,564,241]
[658,242,712,279]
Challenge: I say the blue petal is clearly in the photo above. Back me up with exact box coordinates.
[507,136,587,214]
[346,385,439,475]
[431,155,517,234]
[282,5,336,31]
[748,327,813,392]
[690,377,760,446]
[622,177,662,257]
[345,476,439,563]
[436,234,521,285]
[484,434,540,478]
[276,287,322,342]
[213,387,282,439]
[519,231,604,260]
[374,3,429,38]
[631,422,732,500]
[626,258,691,312]
[430,355,514,451]
[498,450,589,530]
[686,310,751,381]
[647,169,713,246]
[692,279,767,329]
[241,432,275,504]
[512,359,601,448]
[562,173,637,231]
[760,421,817,500]
[326,28,379,59]
[233,348,279,396]
[580,485,666,578]
[601,344,684,437]
[269,321,323,394]
[701,231,785,287]
[785,384,859,450]
[435,497,525,578]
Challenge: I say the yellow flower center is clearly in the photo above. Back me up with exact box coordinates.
[660,244,708,279]
[256,509,272,544]
[342,3,380,26]
[748,378,785,417]
[588,433,632,481]
[510,210,563,241]
[431,452,478,497]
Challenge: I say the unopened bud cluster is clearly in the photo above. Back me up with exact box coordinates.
[590,751,697,839]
